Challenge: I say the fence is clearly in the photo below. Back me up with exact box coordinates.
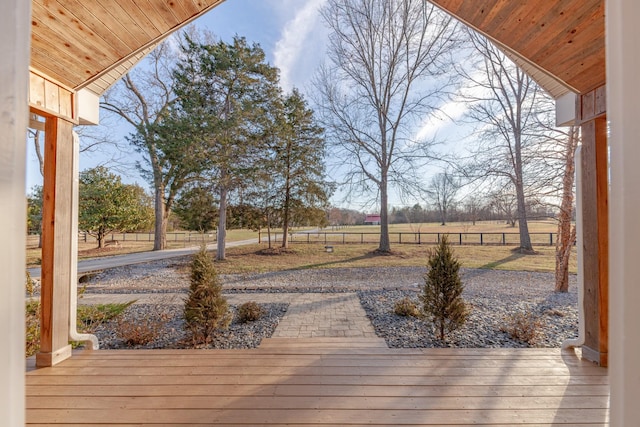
[70,230,562,247]
[77,231,218,244]
[281,231,561,246]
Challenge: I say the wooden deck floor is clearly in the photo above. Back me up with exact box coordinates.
[26,340,609,426]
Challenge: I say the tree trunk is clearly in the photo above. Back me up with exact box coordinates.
[379,175,390,252]
[153,184,167,251]
[281,186,290,250]
[514,130,533,251]
[515,185,533,252]
[555,127,579,292]
[217,185,228,261]
[97,231,104,249]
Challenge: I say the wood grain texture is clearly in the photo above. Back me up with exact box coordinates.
[30,0,226,92]
[37,116,75,367]
[580,115,609,367]
[431,0,605,95]
[26,347,609,425]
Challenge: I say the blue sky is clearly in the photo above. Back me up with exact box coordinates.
[197,0,329,94]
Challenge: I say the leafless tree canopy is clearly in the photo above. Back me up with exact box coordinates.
[314,0,460,252]
[459,31,566,252]
[100,41,188,251]
[427,171,459,225]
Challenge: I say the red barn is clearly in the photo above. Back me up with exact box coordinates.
[364,214,381,225]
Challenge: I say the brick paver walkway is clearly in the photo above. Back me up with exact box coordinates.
[271,293,378,338]
[75,291,379,339]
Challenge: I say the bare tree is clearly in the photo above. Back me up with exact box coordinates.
[101,41,197,251]
[488,183,517,226]
[314,0,459,252]
[555,126,579,292]
[462,194,484,226]
[427,171,459,225]
[460,32,562,253]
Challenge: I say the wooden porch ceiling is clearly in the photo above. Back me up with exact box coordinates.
[430,0,605,97]
[30,1,605,99]
[30,0,226,95]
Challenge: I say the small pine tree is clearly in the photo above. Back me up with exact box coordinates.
[184,246,231,345]
[420,235,468,341]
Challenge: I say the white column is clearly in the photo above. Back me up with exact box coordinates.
[607,0,640,425]
[0,1,31,426]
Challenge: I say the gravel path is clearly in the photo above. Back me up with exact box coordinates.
[81,261,578,349]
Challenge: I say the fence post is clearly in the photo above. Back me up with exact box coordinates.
[343,233,345,244]
[418,233,421,245]
[550,233,553,246]
[459,233,462,245]
[480,233,484,245]
[361,233,363,244]
[399,233,402,244]
[502,233,505,245]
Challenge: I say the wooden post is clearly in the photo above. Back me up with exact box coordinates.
[0,0,30,423]
[36,115,75,367]
[608,0,640,423]
[576,86,608,367]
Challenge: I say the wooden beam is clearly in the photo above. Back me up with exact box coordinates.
[578,85,608,366]
[0,0,30,423]
[36,114,75,367]
[29,69,76,123]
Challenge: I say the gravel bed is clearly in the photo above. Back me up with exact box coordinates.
[359,288,577,348]
[79,260,578,349]
[93,302,288,350]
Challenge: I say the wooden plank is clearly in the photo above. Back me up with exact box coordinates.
[26,372,609,387]
[25,383,611,398]
[28,70,75,122]
[26,364,607,377]
[87,1,154,48]
[25,408,610,425]
[70,347,572,356]
[27,395,610,411]
[53,0,139,53]
[56,355,598,369]
[29,72,46,109]
[26,425,605,427]
[25,425,605,427]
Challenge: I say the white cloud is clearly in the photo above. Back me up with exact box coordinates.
[413,77,489,142]
[273,0,327,92]
[414,100,469,142]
